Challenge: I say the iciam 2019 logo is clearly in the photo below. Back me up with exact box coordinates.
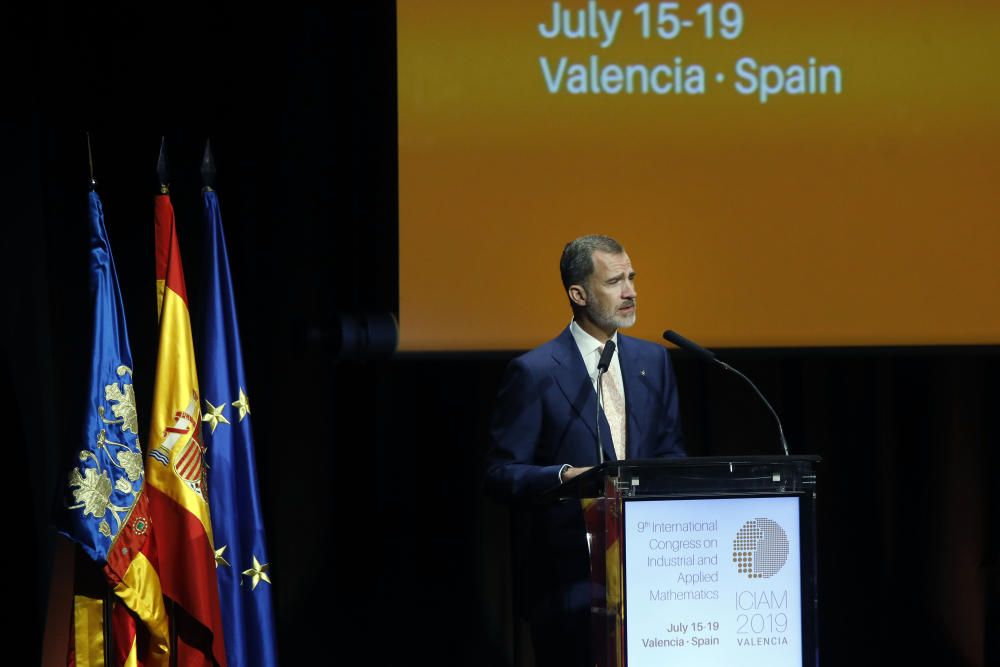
[732,518,789,579]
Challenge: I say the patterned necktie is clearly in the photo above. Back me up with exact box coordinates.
[600,344,627,460]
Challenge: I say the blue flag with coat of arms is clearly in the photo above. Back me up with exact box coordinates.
[58,189,147,562]
[56,188,171,665]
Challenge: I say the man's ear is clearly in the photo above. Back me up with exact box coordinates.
[568,284,587,307]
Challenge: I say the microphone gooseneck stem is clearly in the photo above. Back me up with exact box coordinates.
[664,329,789,456]
[595,340,616,465]
[717,360,790,456]
[596,370,606,464]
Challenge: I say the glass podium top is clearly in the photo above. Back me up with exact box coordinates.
[550,455,821,500]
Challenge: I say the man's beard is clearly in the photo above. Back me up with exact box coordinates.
[585,295,636,332]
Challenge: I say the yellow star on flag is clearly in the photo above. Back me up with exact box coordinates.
[202,400,230,434]
[242,554,272,590]
[232,387,251,421]
[215,545,231,568]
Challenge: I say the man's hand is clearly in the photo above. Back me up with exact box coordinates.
[561,465,594,483]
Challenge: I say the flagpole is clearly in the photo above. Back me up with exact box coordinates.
[199,138,279,665]
[89,131,115,667]
[155,136,180,667]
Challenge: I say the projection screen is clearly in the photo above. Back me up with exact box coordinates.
[397,1,1000,351]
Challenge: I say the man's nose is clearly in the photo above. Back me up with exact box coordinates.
[622,280,636,299]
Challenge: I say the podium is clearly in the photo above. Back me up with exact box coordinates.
[552,456,821,667]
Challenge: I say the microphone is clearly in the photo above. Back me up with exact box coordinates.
[663,330,715,363]
[594,340,617,464]
[663,330,790,456]
[597,339,616,372]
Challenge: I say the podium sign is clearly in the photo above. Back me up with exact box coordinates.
[623,495,803,666]
[558,456,820,667]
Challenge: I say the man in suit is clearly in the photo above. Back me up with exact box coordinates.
[485,234,685,666]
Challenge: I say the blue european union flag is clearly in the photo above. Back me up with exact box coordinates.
[58,191,147,562]
[199,188,278,666]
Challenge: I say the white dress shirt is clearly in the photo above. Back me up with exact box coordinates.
[558,321,626,481]
[569,319,622,389]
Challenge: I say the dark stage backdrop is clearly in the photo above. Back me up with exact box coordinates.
[5,3,996,666]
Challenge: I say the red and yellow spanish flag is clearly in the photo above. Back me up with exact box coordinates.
[103,490,170,667]
[146,192,227,666]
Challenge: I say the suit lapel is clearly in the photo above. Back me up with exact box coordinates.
[551,327,617,462]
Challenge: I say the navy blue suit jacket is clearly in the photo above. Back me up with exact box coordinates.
[485,326,685,645]
[486,326,685,501]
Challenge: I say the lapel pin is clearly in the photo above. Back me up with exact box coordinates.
[640,369,646,376]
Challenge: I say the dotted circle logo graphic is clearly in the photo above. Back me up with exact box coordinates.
[732,517,789,579]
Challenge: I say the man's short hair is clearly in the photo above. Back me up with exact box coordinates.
[560,234,625,290]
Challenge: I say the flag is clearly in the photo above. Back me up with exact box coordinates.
[199,188,278,665]
[145,192,227,666]
[58,189,169,666]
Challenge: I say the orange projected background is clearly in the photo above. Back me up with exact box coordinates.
[397,1,1000,351]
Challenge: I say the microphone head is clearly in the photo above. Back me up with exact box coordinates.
[597,339,617,372]
[663,330,716,362]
